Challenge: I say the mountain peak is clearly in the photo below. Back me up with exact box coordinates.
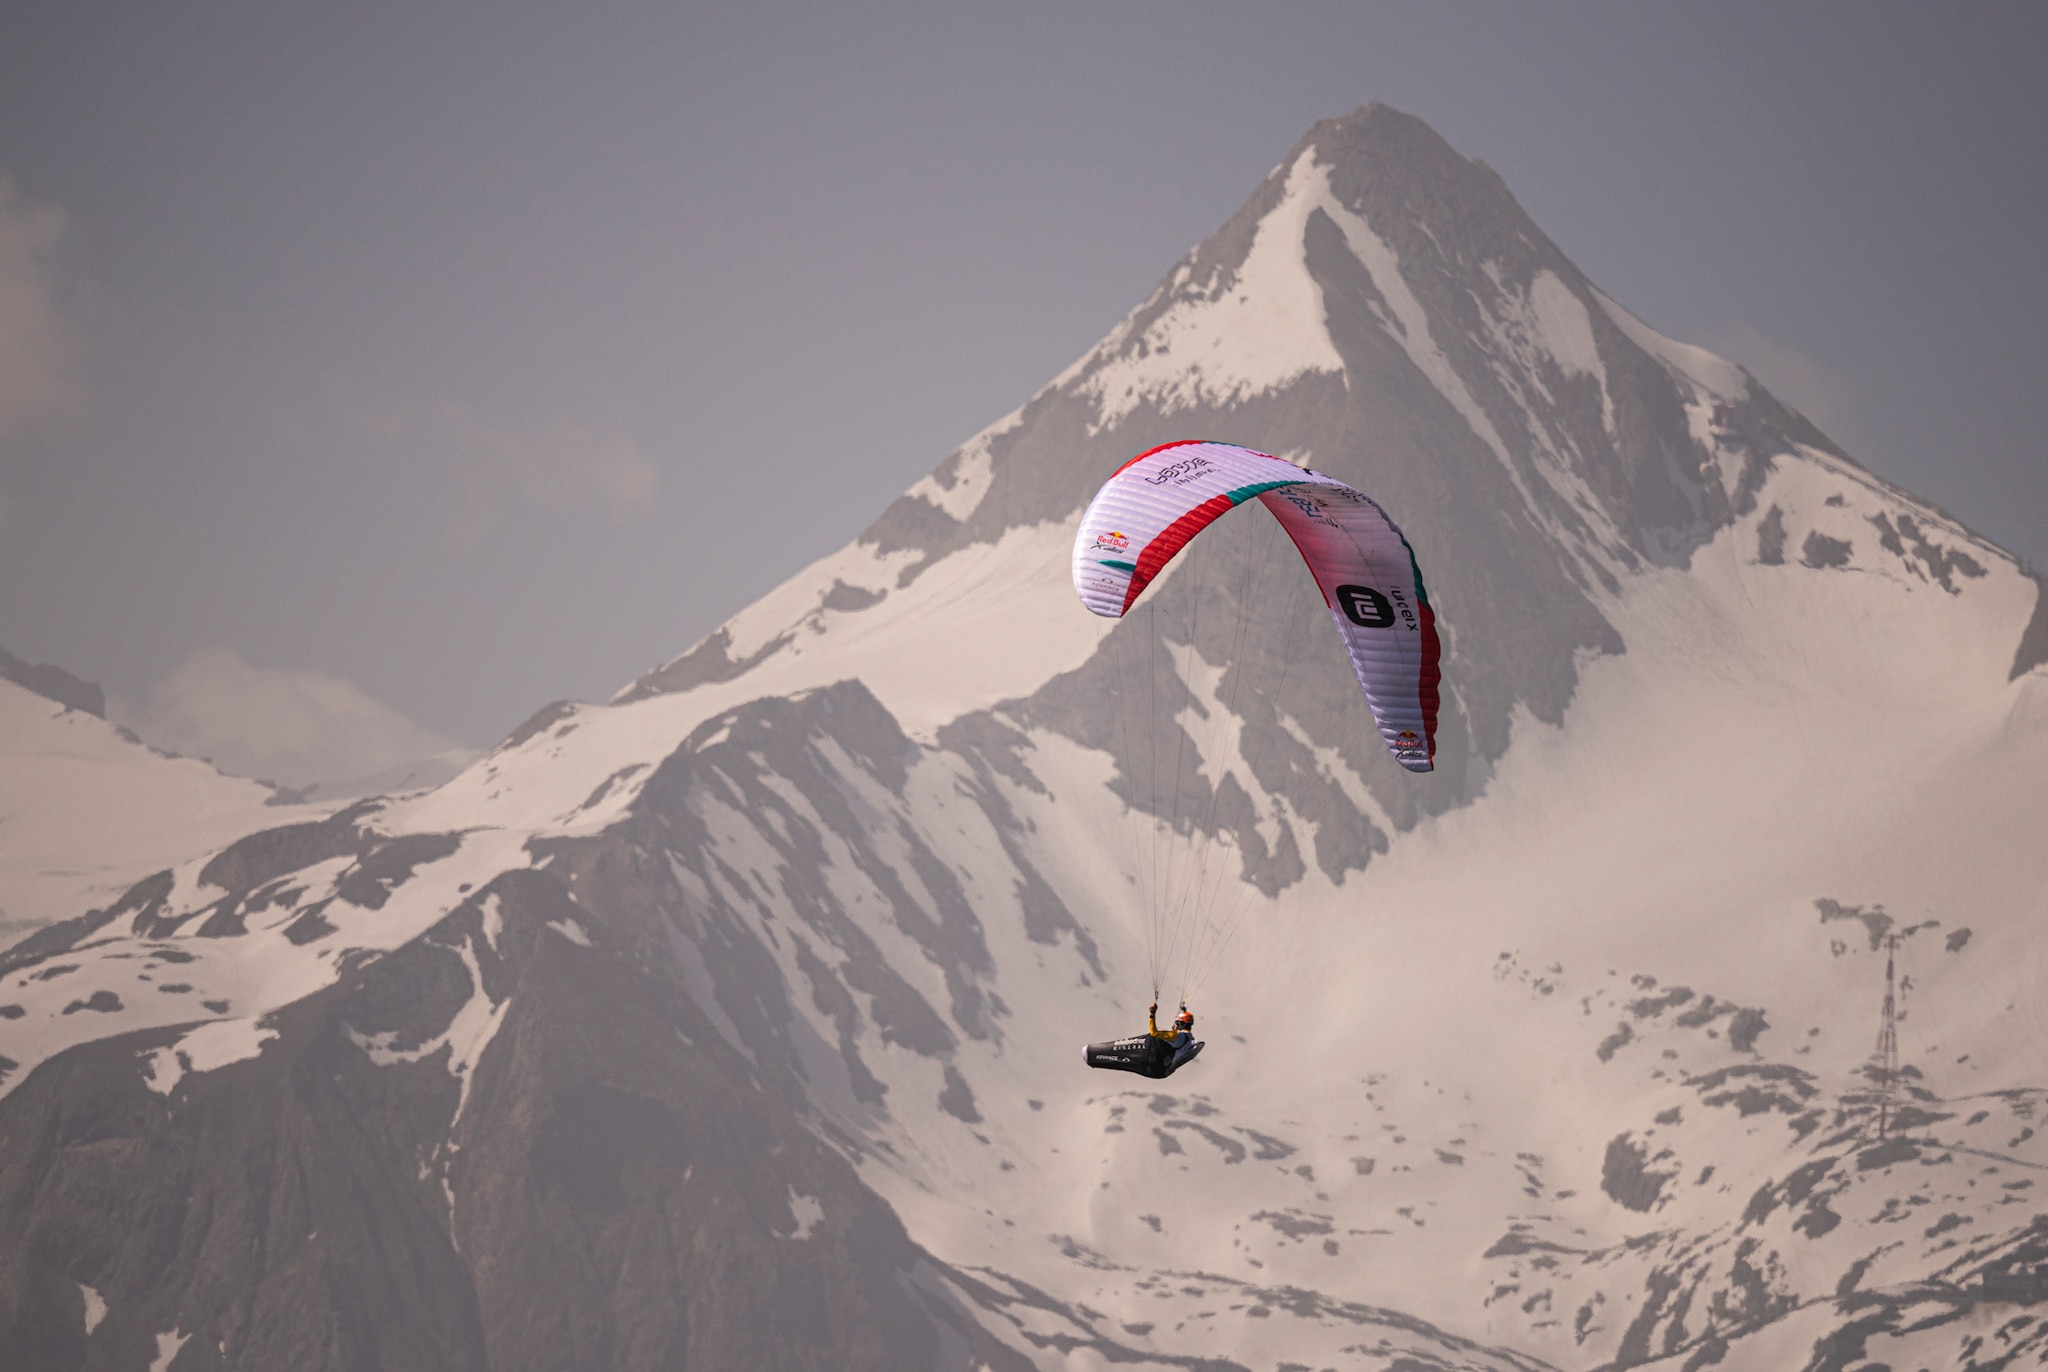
[615,108,2025,830]
[625,104,1871,795]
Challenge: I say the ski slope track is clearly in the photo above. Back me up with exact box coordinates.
[5,104,2048,1371]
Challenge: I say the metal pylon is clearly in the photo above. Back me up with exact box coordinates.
[1871,935,1901,1136]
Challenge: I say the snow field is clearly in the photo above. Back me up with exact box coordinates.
[0,681,328,938]
[0,826,532,1096]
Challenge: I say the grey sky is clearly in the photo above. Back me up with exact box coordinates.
[1,1,2042,759]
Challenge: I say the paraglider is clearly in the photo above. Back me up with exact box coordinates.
[1083,1003,1203,1079]
[1071,440,1442,1075]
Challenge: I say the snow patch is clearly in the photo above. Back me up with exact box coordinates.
[1314,179,1516,479]
[79,1282,107,1335]
[787,1187,823,1240]
[150,1328,188,1372]
[171,1016,279,1076]
[141,1045,185,1095]
[1478,265,1614,433]
[1078,150,1346,427]
[347,1026,433,1067]
[1526,270,1604,381]
[547,916,591,946]
[346,931,508,1129]
[1167,640,1277,839]
[440,937,509,1129]
[478,892,503,951]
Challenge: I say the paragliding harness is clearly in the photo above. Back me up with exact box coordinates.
[1084,1002,1204,1079]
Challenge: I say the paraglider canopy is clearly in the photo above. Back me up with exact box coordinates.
[1072,440,1440,772]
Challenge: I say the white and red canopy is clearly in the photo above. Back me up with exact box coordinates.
[1072,441,1441,773]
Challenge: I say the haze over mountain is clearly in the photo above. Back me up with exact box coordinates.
[3,105,2045,1372]
[107,649,480,801]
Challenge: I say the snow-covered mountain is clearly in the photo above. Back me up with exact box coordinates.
[5,104,2048,1371]
[0,652,329,942]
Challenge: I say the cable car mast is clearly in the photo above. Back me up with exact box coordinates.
[1870,934,1901,1137]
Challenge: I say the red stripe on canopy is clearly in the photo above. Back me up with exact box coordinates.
[1120,492,1236,614]
[1417,598,1442,763]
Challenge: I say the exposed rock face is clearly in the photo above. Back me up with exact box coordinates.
[0,854,1025,1372]
[4,104,2046,1370]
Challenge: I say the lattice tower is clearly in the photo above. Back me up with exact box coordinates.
[1871,935,1901,1136]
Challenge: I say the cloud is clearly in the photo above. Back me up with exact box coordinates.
[1700,322,1874,462]
[0,174,82,447]
[443,409,660,546]
[114,649,479,797]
